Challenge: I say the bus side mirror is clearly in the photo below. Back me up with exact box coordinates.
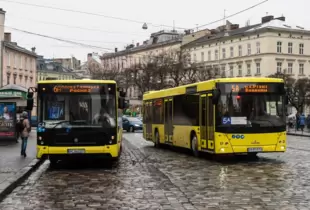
[212,89,221,104]
[26,92,34,111]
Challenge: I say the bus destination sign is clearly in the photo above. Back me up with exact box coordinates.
[221,83,283,93]
[52,85,100,93]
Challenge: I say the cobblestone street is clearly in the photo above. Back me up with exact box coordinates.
[1,133,310,210]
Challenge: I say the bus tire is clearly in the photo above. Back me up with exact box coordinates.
[191,135,199,157]
[154,131,160,148]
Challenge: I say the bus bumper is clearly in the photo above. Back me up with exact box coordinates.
[36,144,120,159]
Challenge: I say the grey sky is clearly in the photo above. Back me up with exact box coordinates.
[1,0,309,62]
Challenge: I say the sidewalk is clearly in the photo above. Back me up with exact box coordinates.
[287,128,310,137]
[0,130,43,201]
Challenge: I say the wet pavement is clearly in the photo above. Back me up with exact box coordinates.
[0,132,36,186]
[1,133,310,209]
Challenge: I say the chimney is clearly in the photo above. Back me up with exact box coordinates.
[275,16,285,22]
[31,47,36,53]
[0,8,6,41]
[136,43,139,47]
[261,15,274,24]
[4,32,11,42]
[115,48,118,52]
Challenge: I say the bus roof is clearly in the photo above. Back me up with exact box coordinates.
[38,79,116,84]
[143,77,284,100]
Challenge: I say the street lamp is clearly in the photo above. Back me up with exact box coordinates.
[142,23,148,30]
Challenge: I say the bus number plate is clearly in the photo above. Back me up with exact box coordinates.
[247,147,262,152]
[67,149,85,154]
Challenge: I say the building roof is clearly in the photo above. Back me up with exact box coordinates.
[101,36,182,59]
[37,56,75,74]
[3,41,37,57]
[182,18,309,49]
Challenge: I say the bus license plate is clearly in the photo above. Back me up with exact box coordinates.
[248,147,262,152]
[67,149,85,154]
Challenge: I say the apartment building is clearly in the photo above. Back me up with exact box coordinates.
[182,15,310,78]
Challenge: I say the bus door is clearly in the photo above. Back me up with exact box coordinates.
[199,94,207,151]
[145,101,152,140]
[164,98,173,144]
[206,94,215,152]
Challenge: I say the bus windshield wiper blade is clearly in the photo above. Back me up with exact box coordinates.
[51,120,70,129]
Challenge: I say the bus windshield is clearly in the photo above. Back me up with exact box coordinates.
[215,82,286,133]
[38,84,117,129]
[216,93,286,132]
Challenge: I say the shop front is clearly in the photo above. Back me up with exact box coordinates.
[0,84,29,141]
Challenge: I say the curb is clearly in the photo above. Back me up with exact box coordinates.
[0,158,44,202]
[287,133,310,137]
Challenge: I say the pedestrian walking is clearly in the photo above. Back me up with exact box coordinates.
[19,111,31,157]
[299,113,306,133]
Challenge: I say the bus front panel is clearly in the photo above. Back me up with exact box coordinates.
[36,83,119,158]
[214,82,286,154]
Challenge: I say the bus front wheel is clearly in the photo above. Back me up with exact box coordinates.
[191,135,199,157]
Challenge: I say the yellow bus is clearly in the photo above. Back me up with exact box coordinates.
[143,77,287,157]
[26,80,127,166]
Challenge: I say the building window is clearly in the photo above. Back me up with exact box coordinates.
[7,52,10,66]
[299,63,304,75]
[19,75,22,82]
[25,76,28,84]
[247,43,251,55]
[193,53,196,62]
[25,57,27,69]
[14,54,18,68]
[230,66,233,77]
[256,63,260,74]
[215,50,218,60]
[201,52,204,62]
[20,56,23,69]
[288,42,293,54]
[7,73,10,84]
[238,64,242,76]
[299,43,304,54]
[247,63,251,75]
[13,74,17,84]
[256,42,260,53]
[277,62,282,73]
[288,63,293,74]
[208,51,211,61]
[277,41,282,53]
[222,48,226,59]
[221,65,226,77]
[238,45,242,56]
[230,47,234,57]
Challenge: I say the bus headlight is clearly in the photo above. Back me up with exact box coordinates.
[38,136,42,140]
[220,148,225,152]
[40,141,44,145]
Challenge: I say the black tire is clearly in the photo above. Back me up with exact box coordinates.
[154,131,160,148]
[191,135,199,157]
[129,126,135,132]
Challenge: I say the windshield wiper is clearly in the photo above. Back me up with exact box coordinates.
[50,120,70,129]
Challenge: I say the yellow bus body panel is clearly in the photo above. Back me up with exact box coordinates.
[37,144,120,159]
[213,132,286,154]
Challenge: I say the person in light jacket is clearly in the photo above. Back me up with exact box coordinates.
[20,111,31,157]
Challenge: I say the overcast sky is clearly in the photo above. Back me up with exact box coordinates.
[1,0,309,63]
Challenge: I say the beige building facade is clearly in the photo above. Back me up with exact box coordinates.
[101,30,183,104]
[183,16,310,79]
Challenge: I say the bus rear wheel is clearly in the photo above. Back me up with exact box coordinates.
[191,135,199,157]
